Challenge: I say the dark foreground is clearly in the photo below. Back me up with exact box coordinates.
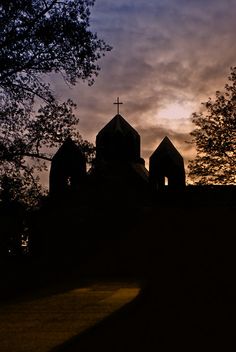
[1,191,236,352]
[52,204,236,352]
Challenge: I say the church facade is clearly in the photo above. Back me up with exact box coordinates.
[49,114,186,202]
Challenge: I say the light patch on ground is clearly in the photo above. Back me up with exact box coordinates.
[0,282,140,352]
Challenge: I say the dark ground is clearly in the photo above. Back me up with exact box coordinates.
[51,202,236,352]
[1,187,236,351]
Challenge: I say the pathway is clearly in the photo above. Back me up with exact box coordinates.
[0,281,140,352]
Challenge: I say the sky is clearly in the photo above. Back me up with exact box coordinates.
[51,0,236,175]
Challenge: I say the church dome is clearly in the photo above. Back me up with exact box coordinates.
[96,114,141,163]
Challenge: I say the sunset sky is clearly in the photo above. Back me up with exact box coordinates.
[51,0,236,174]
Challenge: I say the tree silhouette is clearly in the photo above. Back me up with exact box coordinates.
[0,0,110,205]
[189,67,236,184]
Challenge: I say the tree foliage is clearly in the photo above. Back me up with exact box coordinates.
[0,0,110,206]
[189,67,236,184]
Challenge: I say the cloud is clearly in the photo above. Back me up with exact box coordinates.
[49,0,236,175]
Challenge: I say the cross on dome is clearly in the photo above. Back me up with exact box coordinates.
[113,97,123,114]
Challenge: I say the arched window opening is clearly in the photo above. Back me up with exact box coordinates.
[164,176,168,186]
[66,176,72,187]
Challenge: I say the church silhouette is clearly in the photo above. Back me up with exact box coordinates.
[31,108,235,279]
[49,113,186,204]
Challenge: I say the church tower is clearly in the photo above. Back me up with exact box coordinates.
[49,137,86,197]
[93,112,148,204]
[149,136,185,190]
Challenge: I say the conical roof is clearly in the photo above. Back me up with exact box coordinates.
[150,136,183,164]
[96,114,141,162]
[52,137,83,160]
[51,137,86,171]
[96,114,140,139]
